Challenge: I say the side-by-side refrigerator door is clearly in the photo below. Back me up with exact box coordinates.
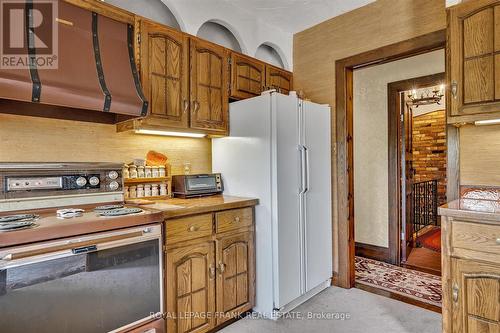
[303,101,332,292]
[272,93,303,310]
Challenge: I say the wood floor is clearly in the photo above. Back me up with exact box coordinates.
[404,247,441,276]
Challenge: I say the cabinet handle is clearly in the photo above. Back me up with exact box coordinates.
[183,99,189,113]
[192,101,200,113]
[233,216,240,223]
[209,264,216,279]
[452,283,459,303]
[218,261,226,274]
[188,225,199,232]
[451,81,458,99]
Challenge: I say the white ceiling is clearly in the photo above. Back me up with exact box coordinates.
[222,0,375,34]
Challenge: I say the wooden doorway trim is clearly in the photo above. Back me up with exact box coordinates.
[335,29,447,289]
[387,72,445,266]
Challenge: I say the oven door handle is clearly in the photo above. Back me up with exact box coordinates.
[0,228,156,264]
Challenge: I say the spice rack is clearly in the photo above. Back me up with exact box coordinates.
[123,164,172,200]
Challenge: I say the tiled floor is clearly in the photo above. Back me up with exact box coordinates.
[220,287,441,333]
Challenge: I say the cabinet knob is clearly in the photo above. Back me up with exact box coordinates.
[496,238,500,245]
[451,81,458,99]
[233,216,240,223]
[209,264,216,279]
[452,283,459,303]
[218,261,226,274]
[188,225,199,232]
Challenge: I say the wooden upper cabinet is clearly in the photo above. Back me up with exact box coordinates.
[230,53,265,99]
[166,242,216,333]
[451,258,500,333]
[216,231,255,325]
[449,0,500,121]
[190,38,229,134]
[265,65,293,94]
[140,20,189,129]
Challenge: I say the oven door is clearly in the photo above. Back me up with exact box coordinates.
[0,224,163,333]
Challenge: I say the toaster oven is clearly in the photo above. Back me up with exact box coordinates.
[172,173,223,198]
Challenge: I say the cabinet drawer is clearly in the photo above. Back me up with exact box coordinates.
[166,214,213,244]
[216,208,253,233]
[452,221,500,255]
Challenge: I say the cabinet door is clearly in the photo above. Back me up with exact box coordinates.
[216,232,255,325]
[451,258,500,333]
[166,242,216,333]
[449,0,500,118]
[141,20,189,128]
[265,65,293,94]
[230,53,265,99]
[190,38,229,133]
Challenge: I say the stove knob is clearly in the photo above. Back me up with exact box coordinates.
[108,171,119,180]
[108,181,119,191]
[89,176,100,186]
[76,177,87,187]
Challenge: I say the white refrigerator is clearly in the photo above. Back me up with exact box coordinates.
[212,91,332,317]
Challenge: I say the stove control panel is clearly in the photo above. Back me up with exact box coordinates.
[7,174,104,191]
[7,177,62,191]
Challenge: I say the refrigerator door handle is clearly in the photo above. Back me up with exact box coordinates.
[299,145,307,194]
[304,146,310,193]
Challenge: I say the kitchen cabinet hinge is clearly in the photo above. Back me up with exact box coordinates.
[137,33,141,44]
[228,57,232,65]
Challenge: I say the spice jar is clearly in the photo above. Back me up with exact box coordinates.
[145,166,152,178]
[151,184,159,197]
[137,184,144,198]
[124,186,129,199]
[122,165,130,179]
[152,166,159,178]
[144,184,152,197]
[159,165,166,177]
[160,183,167,196]
[129,185,137,198]
[137,165,145,178]
[129,165,138,179]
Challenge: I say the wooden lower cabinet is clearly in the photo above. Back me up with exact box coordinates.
[166,242,216,333]
[216,231,255,325]
[442,215,500,333]
[164,208,255,333]
[451,258,500,333]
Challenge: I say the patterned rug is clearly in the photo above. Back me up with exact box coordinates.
[355,256,442,307]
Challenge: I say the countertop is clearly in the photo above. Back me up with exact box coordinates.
[0,206,164,249]
[142,195,259,219]
[439,198,500,223]
[0,195,259,248]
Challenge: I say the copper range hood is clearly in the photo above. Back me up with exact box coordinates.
[0,0,148,123]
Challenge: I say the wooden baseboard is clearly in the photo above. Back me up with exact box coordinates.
[355,242,391,263]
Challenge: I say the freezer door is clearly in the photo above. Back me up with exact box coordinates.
[273,93,303,309]
[303,101,332,292]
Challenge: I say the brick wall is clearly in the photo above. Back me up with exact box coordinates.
[412,110,447,205]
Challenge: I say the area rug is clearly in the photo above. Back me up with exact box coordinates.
[417,227,441,253]
[355,256,442,307]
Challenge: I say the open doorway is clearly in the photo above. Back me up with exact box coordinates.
[388,73,446,276]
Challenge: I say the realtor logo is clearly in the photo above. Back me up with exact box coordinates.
[1,0,58,69]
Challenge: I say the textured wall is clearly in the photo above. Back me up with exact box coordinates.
[460,124,500,186]
[412,110,447,205]
[0,114,212,175]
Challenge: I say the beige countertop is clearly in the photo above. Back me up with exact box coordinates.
[439,198,500,223]
[0,195,259,248]
[142,195,259,219]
